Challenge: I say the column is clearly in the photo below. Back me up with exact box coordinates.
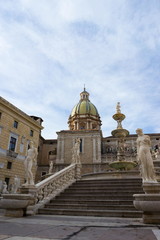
[56,138,61,163]
[93,138,96,162]
[97,137,101,162]
[60,138,64,163]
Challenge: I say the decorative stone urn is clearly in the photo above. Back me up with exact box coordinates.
[134,183,160,224]
[1,193,35,217]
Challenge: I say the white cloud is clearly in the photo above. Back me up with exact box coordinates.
[0,0,160,139]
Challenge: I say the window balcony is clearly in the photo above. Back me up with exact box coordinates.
[6,150,18,158]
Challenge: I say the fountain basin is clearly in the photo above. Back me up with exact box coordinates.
[109,161,137,171]
[111,129,129,138]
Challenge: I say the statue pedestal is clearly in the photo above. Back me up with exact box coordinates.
[142,182,160,194]
[20,185,37,195]
[134,183,160,224]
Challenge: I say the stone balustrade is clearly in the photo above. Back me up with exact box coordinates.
[34,163,78,213]
[1,162,81,217]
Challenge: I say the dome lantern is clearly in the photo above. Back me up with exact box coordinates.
[80,87,89,101]
[68,88,102,131]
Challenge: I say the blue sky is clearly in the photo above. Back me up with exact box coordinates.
[0,0,160,139]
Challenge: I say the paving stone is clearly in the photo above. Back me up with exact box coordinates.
[28,226,81,239]
[6,237,59,240]
[69,227,158,240]
[153,230,160,240]
[0,235,11,240]
[0,222,54,236]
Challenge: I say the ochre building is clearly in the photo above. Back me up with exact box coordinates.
[0,97,43,191]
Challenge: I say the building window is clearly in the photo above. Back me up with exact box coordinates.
[9,136,17,151]
[5,177,10,186]
[30,130,33,137]
[13,120,18,128]
[7,161,12,169]
[0,112,2,120]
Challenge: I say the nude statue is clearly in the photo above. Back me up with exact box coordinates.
[12,175,20,193]
[2,181,8,194]
[49,161,53,174]
[136,128,157,183]
[72,138,81,164]
[116,102,121,113]
[23,141,38,186]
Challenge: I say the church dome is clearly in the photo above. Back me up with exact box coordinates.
[68,88,101,131]
[71,96,99,117]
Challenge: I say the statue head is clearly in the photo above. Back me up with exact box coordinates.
[29,141,34,148]
[136,128,143,135]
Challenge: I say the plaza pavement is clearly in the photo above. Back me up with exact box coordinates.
[0,210,160,240]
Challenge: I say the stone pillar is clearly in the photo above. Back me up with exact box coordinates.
[77,121,79,130]
[60,137,64,163]
[93,137,101,163]
[56,137,61,163]
[56,137,64,163]
[74,121,77,130]
[93,138,96,162]
[97,138,101,162]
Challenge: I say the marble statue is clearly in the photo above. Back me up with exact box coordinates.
[49,161,53,174]
[23,141,38,186]
[136,128,157,183]
[12,175,20,193]
[116,102,121,113]
[2,181,8,194]
[72,138,81,164]
[152,149,159,160]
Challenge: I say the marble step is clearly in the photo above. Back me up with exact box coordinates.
[58,191,140,196]
[65,189,143,193]
[38,208,142,218]
[44,203,136,210]
[55,195,134,200]
[75,180,142,185]
[38,178,143,218]
[50,199,134,205]
[77,178,142,183]
[72,183,142,187]
[69,185,143,189]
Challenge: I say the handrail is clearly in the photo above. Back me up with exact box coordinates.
[32,163,81,213]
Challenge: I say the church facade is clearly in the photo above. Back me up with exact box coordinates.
[36,89,160,181]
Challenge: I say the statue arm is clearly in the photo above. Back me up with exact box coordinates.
[136,139,140,161]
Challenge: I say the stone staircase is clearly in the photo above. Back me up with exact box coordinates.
[38,178,144,218]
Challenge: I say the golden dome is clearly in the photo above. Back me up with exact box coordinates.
[68,88,101,131]
[71,99,99,117]
[70,88,99,117]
